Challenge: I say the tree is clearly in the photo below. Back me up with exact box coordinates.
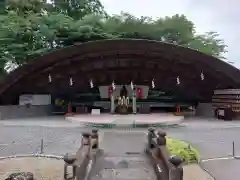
[0,0,228,75]
[53,0,106,19]
[187,32,227,58]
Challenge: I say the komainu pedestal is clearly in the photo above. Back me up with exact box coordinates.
[117,105,128,114]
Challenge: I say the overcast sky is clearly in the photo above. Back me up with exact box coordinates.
[101,0,240,68]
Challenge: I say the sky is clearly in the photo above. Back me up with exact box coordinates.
[101,0,240,68]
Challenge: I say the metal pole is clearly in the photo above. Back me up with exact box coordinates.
[232,141,235,157]
[40,139,44,154]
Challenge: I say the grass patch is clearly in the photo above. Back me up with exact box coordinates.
[166,137,200,164]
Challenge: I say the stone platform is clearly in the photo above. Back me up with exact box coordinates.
[65,113,184,128]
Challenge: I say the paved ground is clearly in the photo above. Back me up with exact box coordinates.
[200,159,239,180]
[183,164,214,180]
[1,117,240,179]
[90,131,158,180]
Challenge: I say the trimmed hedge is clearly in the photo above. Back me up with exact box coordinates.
[166,137,200,164]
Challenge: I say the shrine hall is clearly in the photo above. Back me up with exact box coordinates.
[0,39,240,118]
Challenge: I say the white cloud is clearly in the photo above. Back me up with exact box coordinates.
[101,0,240,68]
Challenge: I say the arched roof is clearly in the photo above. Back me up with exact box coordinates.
[1,39,240,104]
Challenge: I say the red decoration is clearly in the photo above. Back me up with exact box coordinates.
[176,104,180,112]
[108,87,113,97]
[65,102,74,116]
[68,102,72,113]
[137,88,143,99]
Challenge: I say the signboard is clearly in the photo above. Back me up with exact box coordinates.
[218,109,225,116]
[19,95,33,105]
[19,94,51,106]
[214,89,240,95]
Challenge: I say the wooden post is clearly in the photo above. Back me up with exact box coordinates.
[233,141,235,157]
[92,129,99,149]
[40,139,44,154]
[88,136,92,159]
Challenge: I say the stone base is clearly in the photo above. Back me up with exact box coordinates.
[115,106,133,114]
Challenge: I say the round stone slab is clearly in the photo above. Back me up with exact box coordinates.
[5,172,34,180]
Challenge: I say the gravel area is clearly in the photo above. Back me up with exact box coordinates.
[1,119,240,159]
[167,120,240,180]
[0,125,84,156]
[167,125,240,159]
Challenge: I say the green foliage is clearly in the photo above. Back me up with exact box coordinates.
[53,0,106,19]
[0,0,228,75]
[167,137,200,164]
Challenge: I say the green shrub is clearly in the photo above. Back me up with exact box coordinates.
[166,137,200,164]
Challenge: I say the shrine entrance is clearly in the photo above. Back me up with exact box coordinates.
[110,85,137,114]
[0,39,239,119]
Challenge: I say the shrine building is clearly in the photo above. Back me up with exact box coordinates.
[0,39,240,119]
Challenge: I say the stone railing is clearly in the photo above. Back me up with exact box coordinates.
[63,129,99,180]
[146,128,184,180]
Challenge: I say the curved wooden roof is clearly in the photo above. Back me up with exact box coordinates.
[1,39,240,104]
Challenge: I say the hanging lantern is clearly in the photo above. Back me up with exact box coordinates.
[48,74,52,83]
[130,81,134,90]
[152,79,155,88]
[177,76,180,85]
[69,77,73,86]
[90,79,94,88]
[200,71,204,80]
[112,81,115,90]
